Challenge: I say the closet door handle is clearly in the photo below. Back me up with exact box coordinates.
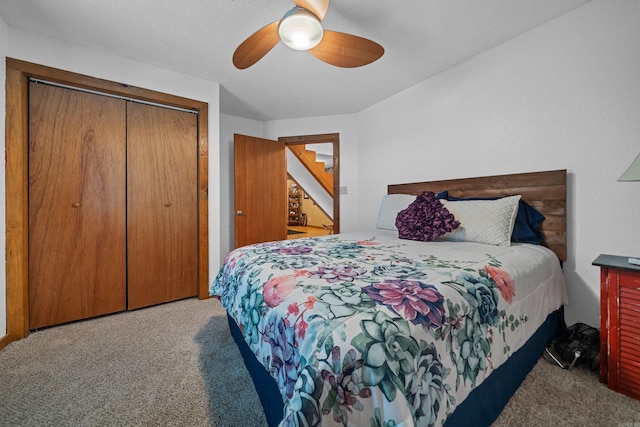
[165,202,172,207]
[72,202,81,208]
[236,210,245,216]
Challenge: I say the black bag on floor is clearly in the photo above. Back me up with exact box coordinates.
[552,322,600,370]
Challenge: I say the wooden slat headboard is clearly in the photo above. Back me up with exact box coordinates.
[388,170,567,262]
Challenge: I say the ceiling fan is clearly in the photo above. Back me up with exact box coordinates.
[232,0,384,69]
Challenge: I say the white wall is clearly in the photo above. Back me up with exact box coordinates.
[355,0,640,327]
[2,26,222,304]
[1,15,8,338]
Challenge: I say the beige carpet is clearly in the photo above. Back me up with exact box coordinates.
[0,298,638,426]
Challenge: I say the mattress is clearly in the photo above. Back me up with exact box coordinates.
[211,230,567,426]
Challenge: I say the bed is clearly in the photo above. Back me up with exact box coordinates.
[211,169,567,427]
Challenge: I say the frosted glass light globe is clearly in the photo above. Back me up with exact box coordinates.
[278,7,323,51]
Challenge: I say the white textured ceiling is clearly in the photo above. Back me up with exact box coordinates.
[0,0,593,121]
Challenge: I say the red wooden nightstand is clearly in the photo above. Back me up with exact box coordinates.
[593,254,640,400]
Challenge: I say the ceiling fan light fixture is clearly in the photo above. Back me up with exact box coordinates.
[278,7,323,51]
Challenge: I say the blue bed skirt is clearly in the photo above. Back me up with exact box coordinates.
[227,309,561,427]
[228,314,284,425]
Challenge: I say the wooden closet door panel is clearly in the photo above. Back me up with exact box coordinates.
[29,84,127,329]
[29,83,84,328]
[127,102,167,309]
[80,93,127,317]
[162,109,198,301]
[127,103,198,308]
[127,103,198,309]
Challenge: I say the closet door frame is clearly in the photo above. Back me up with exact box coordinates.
[4,58,209,344]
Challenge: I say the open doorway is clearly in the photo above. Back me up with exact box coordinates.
[280,133,340,236]
[233,133,339,249]
[287,177,333,239]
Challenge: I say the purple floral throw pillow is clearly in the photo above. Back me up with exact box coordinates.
[395,191,460,241]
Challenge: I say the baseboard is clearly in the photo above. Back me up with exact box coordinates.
[0,333,11,351]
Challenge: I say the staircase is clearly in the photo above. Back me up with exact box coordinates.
[287,145,334,197]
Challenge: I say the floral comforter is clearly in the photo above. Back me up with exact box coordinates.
[210,230,567,427]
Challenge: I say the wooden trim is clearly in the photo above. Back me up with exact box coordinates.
[8,59,204,111]
[197,105,210,301]
[388,169,567,262]
[279,133,340,234]
[5,65,30,342]
[4,58,210,345]
[280,133,339,144]
[0,334,10,351]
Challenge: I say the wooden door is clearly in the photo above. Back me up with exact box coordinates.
[234,134,287,248]
[127,103,198,309]
[29,83,126,329]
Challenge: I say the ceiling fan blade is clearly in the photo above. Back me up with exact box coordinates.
[232,21,281,69]
[294,0,330,20]
[309,30,384,68]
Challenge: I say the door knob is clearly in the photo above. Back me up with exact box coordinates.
[236,210,245,216]
[165,202,172,207]
[72,202,81,208]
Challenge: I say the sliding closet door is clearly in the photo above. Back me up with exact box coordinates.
[29,83,127,329]
[127,102,198,309]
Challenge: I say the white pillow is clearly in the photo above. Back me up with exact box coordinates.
[439,195,521,246]
[376,194,416,230]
